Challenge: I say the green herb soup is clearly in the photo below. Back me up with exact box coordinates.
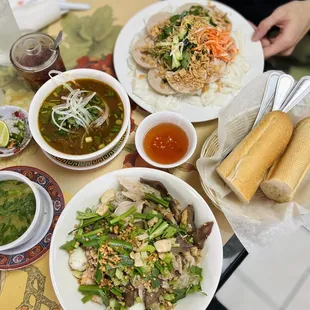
[0,180,36,246]
[38,78,124,155]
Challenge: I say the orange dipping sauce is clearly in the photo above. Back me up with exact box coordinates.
[143,123,189,164]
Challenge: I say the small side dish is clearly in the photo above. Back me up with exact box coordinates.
[0,180,36,246]
[0,119,25,149]
[60,178,214,310]
[39,75,124,155]
[0,107,31,158]
[135,111,197,169]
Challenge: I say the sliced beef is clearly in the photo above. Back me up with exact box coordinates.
[193,222,214,249]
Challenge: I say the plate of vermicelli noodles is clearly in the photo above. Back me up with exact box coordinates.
[114,0,264,122]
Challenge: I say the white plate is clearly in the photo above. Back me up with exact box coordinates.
[42,124,130,171]
[50,168,223,310]
[114,0,264,122]
[0,183,53,255]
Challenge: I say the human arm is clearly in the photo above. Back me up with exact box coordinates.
[252,1,310,58]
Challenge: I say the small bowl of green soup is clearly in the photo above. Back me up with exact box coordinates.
[29,69,130,162]
[0,171,42,252]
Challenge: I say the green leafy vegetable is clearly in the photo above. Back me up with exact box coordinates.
[172,288,187,303]
[98,290,109,306]
[59,239,77,252]
[189,265,203,282]
[170,15,180,23]
[151,278,160,288]
[181,50,191,69]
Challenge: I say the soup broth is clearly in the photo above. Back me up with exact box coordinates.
[0,180,36,246]
[38,78,124,155]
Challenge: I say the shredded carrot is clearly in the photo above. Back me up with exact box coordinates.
[193,27,239,63]
[7,141,15,149]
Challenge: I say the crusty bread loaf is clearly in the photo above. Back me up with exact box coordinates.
[260,117,310,203]
[216,111,293,203]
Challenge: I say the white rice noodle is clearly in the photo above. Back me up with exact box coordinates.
[114,200,144,216]
[114,201,135,216]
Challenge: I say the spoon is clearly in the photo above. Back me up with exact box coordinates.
[281,76,310,113]
[272,74,295,111]
[252,72,280,129]
[52,31,63,50]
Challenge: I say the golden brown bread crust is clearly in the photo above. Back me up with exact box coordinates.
[216,111,293,203]
[261,117,310,202]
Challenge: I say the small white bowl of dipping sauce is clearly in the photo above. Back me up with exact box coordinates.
[135,111,197,169]
[0,171,42,252]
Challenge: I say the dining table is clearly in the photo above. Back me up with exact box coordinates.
[0,0,238,309]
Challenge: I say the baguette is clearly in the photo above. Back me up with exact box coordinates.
[261,117,310,202]
[216,111,293,203]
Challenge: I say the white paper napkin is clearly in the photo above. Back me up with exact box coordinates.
[9,0,61,33]
[9,0,90,34]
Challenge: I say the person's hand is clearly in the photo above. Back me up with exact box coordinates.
[248,21,271,48]
[252,1,310,59]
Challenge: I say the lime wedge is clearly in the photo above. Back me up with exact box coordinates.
[0,120,10,147]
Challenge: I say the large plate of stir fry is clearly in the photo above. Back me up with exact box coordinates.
[50,168,222,310]
[114,0,264,122]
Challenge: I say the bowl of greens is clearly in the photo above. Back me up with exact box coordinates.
[50,168,223,310]
[0,171,43,252]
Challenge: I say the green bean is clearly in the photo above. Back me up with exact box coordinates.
[162,226,177,238]
[81,294,92,304]
[106,238,133,250]
[110,287,122,297]
[80,235,108,247]
[77,219,84,236]
[149,219,163,234]
[77,227,106,239]
[76,212,99,220]
[109,206,136,225]
[134,212,163,220]
[145,193,170,208]
[78,285,100,295]
[149,222,169,240]
[69,215,106,234]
